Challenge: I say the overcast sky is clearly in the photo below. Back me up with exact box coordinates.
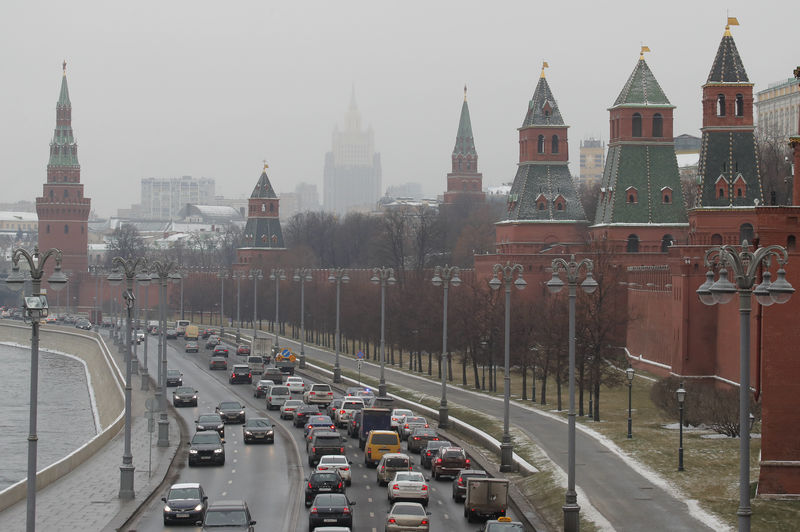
[1,1,796,217]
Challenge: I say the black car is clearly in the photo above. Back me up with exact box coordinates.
[293,404,321,427]
[213,345,230,357]
[421,440,452,469]
[75,318,92,330]
[195,413,225,439]
[243,418,274,444]
[188,432,225,466]
[229,365,252,385]
[166,369,183,387]
[162,482,207,525]
[216,401,246,424]
[202,500,255,531]
[452,469,489,502]
[305,471,345,507]
[407,427,440,453]
[308,493,354,530]
[173,386,198,407]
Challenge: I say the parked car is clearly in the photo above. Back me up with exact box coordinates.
[280,399,304,420]
[201,500,255,531]
[266,385,291,410]
[188,431,225,466]
[172,386,198,407]
[399,416,429,440]
[161,482,207,526]
[252,379,274,398]
[388,471,430,505]
[385,502,430,532]
[432,446,470,480]
[407,428,439,453]
[229,364,252,385]
[315,454,352,485]
[293,404,321,427]
[376,453,412,486]
[237,344,251,356]
[209,356,227,371]
[305,471,345,507]
[453,469,488,503]
[242,417,274,444]
[185,341,199,353]
[195,413,225,439]
[213,345,230,357]
[420,440,451,469]
[166,369,183,387]
[216,400,246,424]
[308,494,354,531]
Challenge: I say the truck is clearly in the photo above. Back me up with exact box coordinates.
[358,407,392,449]
[463,478,509,523]
[271,345,296,376]
[252,338,273,364]
[185,325,199,341]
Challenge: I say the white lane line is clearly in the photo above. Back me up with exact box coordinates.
[228,480,233,484]
[233,459,238,463]
[437,500,443,505]
[231,469,236,473]
[369,512,375,518]
[444,513,449,519]
[368,497,372,503]
[366,485,371,490]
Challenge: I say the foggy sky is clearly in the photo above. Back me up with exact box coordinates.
[1,1,795,218]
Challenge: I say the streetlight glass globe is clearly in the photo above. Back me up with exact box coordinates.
[370,275,379,285]
[546,271,564,294]
[676,386,686,404]
[450,275,462,287]
[279,272,287,281]
[304,273,312,282]
[753,271,774,307]
[626,366,635,382]
[341,274,350,284]
[514,276,527,291]
[431,275,443,287]
[768,268,795,305]
[6,264,25,292]
[581,272,599,294]
[488,275,501,291]
[328,273,335,283]
[269,272,275,281]
[169,272,182,284]
[293,273,301,282]
[387,275,397,285]
[136,270,151,287]
[710,268,736,304]
[696,271,717,306]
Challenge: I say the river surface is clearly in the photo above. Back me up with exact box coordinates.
[0,342,97,491]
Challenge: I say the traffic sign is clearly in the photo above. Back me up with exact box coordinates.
[282,348,291,357]
[357,351,365,360]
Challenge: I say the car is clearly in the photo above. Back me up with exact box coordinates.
[420,440,451,469]
[376,453,412,486]
[266,385,291,410]
[213,345,230,357]
[195,413,225,439]
[136,330,146,343]
[209,356,227,370]
[385,502,430,532]
[252,379,275,398]
[166,369,183,387]
[304,384,334,405]
[388,471,430,505]
[75,318,92,330]
[280,399,304,419]
[185,341,199,353]
[308,493,354,531]
[344,386,366,397]
[315,454,352,484]
[306,426,339,449]
[305,415,336,437]
[161,482,207,525]
[399,416,429,440]
[173,386,198,407]
[202,500,256,531]
[166,328,178,339]
[262,366,284,385]
[305,471,346,507]
[481,516,525,531]
[326,398,344,419]
[336,398,365,428]
[216,400,246,424]
[205,335,221,349]
[365,430,402,468]
[390,409,413,432]
[453,469,489,503]
[285,375,306,393]
[407,428,439,453]
[237,344,251,356]
[294,404,321,427]
[243,417,274,444]
[188,431,225,466]
[229,364,252,384]
[432,446,470,480]
[308,432,346,466]
[246,355,265,375]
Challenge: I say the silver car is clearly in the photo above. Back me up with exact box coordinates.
[385,502,430,532]
[387,471,429,505]
[399,416,429,440]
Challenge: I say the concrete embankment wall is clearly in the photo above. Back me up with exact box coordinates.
[0,322,124,512]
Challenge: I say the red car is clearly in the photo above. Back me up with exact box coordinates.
[237,344,251,356]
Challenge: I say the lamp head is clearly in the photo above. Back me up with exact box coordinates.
[626,366,635,382]
[753,271,774,307]
[341,273,350,284]
[169,271,182,284]
[581,271,599,294]
[514,275,527,291]
[546,271,564,294]
[387,274,397,285]
[431,274,443,287]
[293,272,300,282]
[488,275,501,291]
[370,275,379,285]
[710,268,737,304]
[450,274,462,287]
[47,265,68,292]
[696,270,717,306]
[768,268,794,304]
[136,269,152,287]
[328,273,335,283]
[676,386,687,404]
[107,268,124,287]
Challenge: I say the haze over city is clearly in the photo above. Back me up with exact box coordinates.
[0,0,795,217]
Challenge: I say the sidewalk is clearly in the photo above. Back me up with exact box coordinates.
[0,332,180,532]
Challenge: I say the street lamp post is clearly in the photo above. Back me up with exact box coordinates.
[489,262,527,472]
[432,265,461,429]
[626,366,635,439]
[249,269,263,340]
[696,241,794,531]
[149,259,180,447]
[371,267,396,397]
[328,269,350,383]
[293,268,312,369]
[547,254,598,532]
[676,383,686,471]
[270,269,286,347]
[6,246,67,532]
[89,265,101,324]
[180,272,184,321]
[233,271,243,344]
[217,270,228,338]
[141,272,151,391]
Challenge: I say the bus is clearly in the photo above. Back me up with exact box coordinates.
[176,319,190,337]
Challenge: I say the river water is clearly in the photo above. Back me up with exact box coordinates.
[0,342,97,491]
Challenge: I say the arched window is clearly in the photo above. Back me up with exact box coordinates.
[467,161,471,170]
[735,94,744,117]
[626,186,638,204]
[269,203,274,212]
[739,223,754,245]
[556,202,564,211]
[711,233,723,245]
[626,234,640,253]
[49,190,54,200]
[537,135,545,154]
[717,94,726,116]
[63,189,68,198]
[458,159,462,170]
[536,194,547,211]
[46,224,50,234]
[551,135,559,154]
[632,113,642,137]
[788,235,797,251]
[661,234,674,252]
[662,187,673,204]
[64,224,69,234]
[652,113,663,137]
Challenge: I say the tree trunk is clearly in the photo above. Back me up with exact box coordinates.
[578,356,585,417]
[521,361,528,401]
[462,350,468,386]
[448,353,453,382]
[593,377,601,421]
[556,367,563,411]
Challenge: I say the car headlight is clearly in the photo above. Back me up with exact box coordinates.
[194,503,204,512]
[192,395,197,399]
[163,505,172,512]
[189,449,198,454]
[244,431,253,436]
[214,448,223,454]
[267,430,273,435]
[239,410,245,415]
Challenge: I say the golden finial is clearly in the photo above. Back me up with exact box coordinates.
[540,61,549,78]
[464,84,467,102]
[62,60,67,76]
[725,16,739,37]
[263,159,268,171]
[639,45,651,60]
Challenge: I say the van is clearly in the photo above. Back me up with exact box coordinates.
[185,325,199,341]
[266,385,291,410]
[376,452,412,485]
[364,430,401,467]
[247,356,265,375]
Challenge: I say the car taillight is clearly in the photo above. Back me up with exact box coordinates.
[466,459,470,465]
[340,447,344,453]
[392,484,399,490]
[337,481,342,488]
[413,437,419,440]
[388,518,397,524]
[307,425,312,430]
[248,373,251,378]
[341,466,349,471]
[421,484,428,491]
[424,424,429,428]
[380,465,385,472]
[310,507,318,514]
[458,478,464,486]
[421,519,428,525]
[436,458,442,463]
[330,425,335,429]
[343,507,350,514]
[307,482,313,489]
[404,424,409,428]
[312,447,316,453]
[310,392,315,395]
[340,410,345,415]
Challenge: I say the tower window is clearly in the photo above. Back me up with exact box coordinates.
[662,187,673,204]
[661,234,674,252]
[552,135,559,154]
[735,94,744,117]
[711,234,723,245]
[626,234,640,253]
[788,235,796,251]
[64,224,69,234]
[739,223,754,245]
[63,189,68,198]
[261,203,266,212]
[632,113,642,137]
[467,161,471,170]
[626,186,638,204]
[46,224,50,234]
[717,94,726,116]
[49,190,54,200]
[537,135,545,154]
[652,113,663,137]
[269,203,274,212]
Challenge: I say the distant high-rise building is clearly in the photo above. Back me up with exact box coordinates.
[279,182,320,220]
[140,176,216,219]
[323,90,382,215]
[579,138,605,186]
[755,77,800,138]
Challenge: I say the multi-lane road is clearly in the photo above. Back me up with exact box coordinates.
[127,333,507,531]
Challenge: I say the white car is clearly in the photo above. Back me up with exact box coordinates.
[391,409,413,432]
[280,399,304,420]
[335,398,365,428]
[399,416,429,440]
[285,376,306,393]
[388,471,429,505]
[315,454,352,485]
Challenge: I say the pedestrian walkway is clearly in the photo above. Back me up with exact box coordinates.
[0,332,180,532]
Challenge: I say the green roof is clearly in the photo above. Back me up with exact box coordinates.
[522,76,564,126]
[507,163,586,222]
[57,72,71,108]
[696,130,762,207]
[612,59,672,108]
[707,34,749,83]
[452,99,476,157]
[250,169,278,199]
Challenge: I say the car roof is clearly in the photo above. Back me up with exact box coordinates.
[207,499,248,510]
[232,364,249,369]
[380,453,409,460]
[170,482,201,489]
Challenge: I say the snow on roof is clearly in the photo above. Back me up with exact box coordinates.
[0,211,38,221]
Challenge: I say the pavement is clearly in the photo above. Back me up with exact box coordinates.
[0,330,180,532]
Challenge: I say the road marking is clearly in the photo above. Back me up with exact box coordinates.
[368,497,372,503]
[444,513,449,519]
[231,469,236,473]
[228,480,233,484]
[234,449,238,453]
[369,512,375,518]
[366,485,371,490]
[437,500,443,505]
[221,491,227,496]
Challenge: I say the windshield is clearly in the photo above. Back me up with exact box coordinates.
[198,415,221,423]
[372,433,399,445]
[204,509,247,526]
[219,402,242,410]
[270,387,289,395]
[443,450,465,459]
[192,433,219,444]
[167,370,180,377]
[245,419,272,428]
[175,387,194,394]
[392,503,425,516]
[312,473,340,483]
[394,410,413,417]
[394,472,423,482]
[168,487,200,500]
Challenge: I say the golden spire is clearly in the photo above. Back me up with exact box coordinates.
[62,60,67,76]
[725,16,739,37]
[540,61,549,78]
[639,45,651,60]
[464,84,467,102]
[263,159,268,171]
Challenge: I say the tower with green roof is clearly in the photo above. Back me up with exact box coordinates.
[592,50,687,252]
[443,86,484,204]
[240,164,285,250]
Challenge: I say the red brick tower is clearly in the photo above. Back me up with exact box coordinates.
[443,86,484,205]
[36,62,90,273]
[236,164,286,267]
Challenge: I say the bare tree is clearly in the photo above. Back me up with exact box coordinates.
[107,223,147,264]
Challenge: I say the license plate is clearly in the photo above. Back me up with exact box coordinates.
[319,488,331,492]
[255,434,264,438]
[201,456,211,460]
[324,518,337,523]
[176,513,189,518]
